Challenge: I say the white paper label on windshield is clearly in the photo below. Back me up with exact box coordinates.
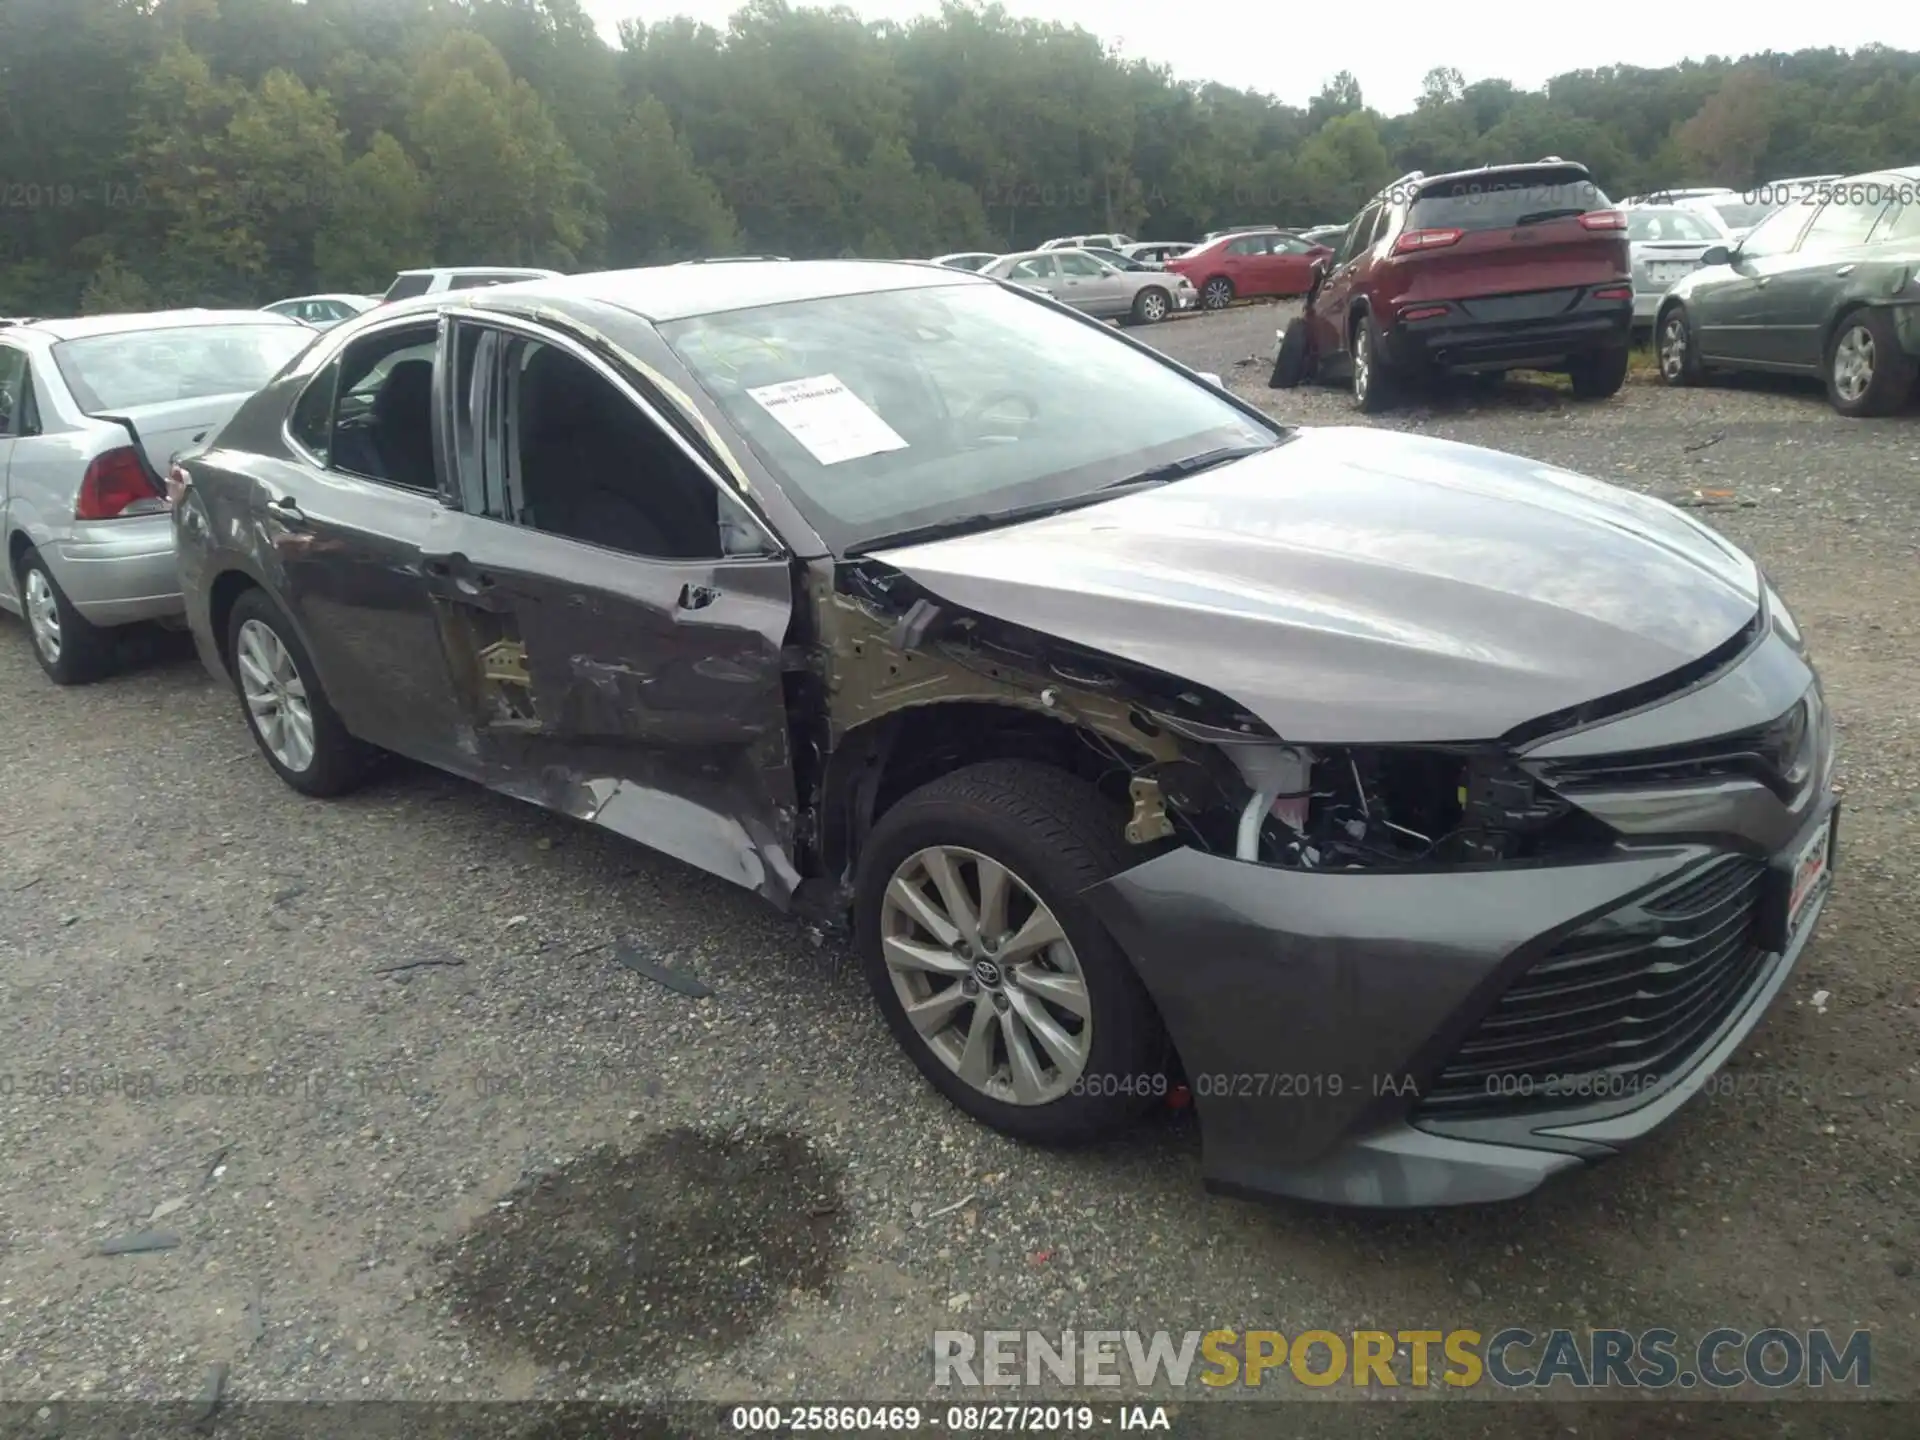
[746,373,908,465]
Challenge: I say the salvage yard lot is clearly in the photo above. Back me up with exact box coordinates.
[1,303,1915,1424]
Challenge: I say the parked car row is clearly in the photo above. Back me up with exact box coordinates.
[1270,159,1920,418]
[0,257,1840,1210]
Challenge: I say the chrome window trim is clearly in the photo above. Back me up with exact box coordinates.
[278,312,443,485]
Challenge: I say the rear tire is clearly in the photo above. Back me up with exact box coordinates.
[16,547,113,686]
[1350,312,1398,413]
[1569,345,1630,399]
[1825,309,1914,417]
[854,760,1168,1146]
[1268,318,1311,389]
[1200,276,1234,311]
[1128,286,1172,325]
[226,587,374,798]
[1657,304,1705,386]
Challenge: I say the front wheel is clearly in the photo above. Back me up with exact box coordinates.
[1569,345,1630,399]
[854,760,1168,1145]
[1826,310,1915,417]
[1200,276,1234,311]
[226,587,375,797]
[1129,286,1171,324]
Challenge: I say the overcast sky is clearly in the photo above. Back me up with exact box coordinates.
[578,1,1905,114]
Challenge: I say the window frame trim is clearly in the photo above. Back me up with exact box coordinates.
[436,307,788,561]
[0,341,29,439]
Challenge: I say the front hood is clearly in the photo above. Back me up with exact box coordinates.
[871,427,1760,743]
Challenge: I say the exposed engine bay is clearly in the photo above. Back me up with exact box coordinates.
[827,561,1618,878]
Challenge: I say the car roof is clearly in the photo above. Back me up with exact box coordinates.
[394,266,561,277]
[379,259,987,325]
[267,294,370,306]
[19,309,306,341]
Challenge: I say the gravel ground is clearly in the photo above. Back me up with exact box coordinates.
[1,303,1915,1433]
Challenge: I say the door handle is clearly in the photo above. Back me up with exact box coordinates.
[677,583,719,612]
[1835,264,1855,276]
[265,496,307,529]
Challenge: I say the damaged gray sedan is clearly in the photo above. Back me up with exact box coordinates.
[171,261,1837,1208]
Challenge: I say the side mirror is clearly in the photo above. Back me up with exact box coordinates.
[1700,245,1732,267]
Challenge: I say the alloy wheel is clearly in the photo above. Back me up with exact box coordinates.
[236,617,316,773]
[1353,326,1372,404]
[1832,324,1875,404]
[23,567,61,663]
[1660,315,1688,379]
[1140,291,1168,321]
[878,845,1093,1106]
[1202,280,1231,310]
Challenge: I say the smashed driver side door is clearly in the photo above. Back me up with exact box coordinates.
[425,311,806,904]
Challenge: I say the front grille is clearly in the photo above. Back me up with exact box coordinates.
[1533,696,1812,801]
[1417,855,1770,1118]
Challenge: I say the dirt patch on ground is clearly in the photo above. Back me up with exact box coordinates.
[438,1126,847,1382]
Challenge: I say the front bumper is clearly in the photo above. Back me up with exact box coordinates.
[50,514,182,625]
[1088,626,1837,1208]
[1381,290,1633,372]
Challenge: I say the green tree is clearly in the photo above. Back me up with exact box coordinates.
[1676,69,1778,186]
[315,131,431,288]
[601,97,740,264]
[79,255,154,314]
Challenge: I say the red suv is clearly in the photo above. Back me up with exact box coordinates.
[1301,161,1633,410]
[1166,230,1332,309]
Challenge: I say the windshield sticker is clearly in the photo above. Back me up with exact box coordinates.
[746,373,908,465]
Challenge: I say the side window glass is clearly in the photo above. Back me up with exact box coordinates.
[0,346,25,437]
[1738,203,1812,258]
[1227,236,1262,255]
[1058,253,1104,276]
[1336,207,1378,264]
[1009,257,1053,280]
[1800,199,1890,251]
[1872,201,1920,243]
[330,329,439,491]
[288,359,340,462]
[499,337,740,561]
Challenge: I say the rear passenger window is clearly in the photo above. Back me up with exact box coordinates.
[1873,202,1920,243]
[328,328,439,492]
[0,346,25,437]
[288,360,339,462]
[383,274,433,301]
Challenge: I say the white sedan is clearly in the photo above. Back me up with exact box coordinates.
[0,310,313,683]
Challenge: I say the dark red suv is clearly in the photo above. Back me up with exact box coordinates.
[1300,161,1634,410]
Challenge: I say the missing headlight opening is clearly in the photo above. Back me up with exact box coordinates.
[1202,743,1617,870]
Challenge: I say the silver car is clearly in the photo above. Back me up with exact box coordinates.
[983,248,1195,323]
[931,252,1001,271]
[1625,206,1730,327]
[0,310,313,683]
[262,293,379,330]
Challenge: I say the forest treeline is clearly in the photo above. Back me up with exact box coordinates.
[1,0,1916,313]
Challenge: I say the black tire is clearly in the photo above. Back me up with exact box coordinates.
[225,586,375,798]
[1350,311,1398,413]
[1657,303,1705,386]
[1268,317,1312,389]
[1824,309,1915,418]
[1200,276,1234,311]
[1128,286,1172,325]
[15,546,113,685]
[854,760,1169,1146]
[1569,344,1630,399]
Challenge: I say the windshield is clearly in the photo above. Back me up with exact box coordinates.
[1710,198,1778,231]
[52,323,313,413]
[1627,208,1723,242]
[1408,167,1609,232]
[660,282,1280,552]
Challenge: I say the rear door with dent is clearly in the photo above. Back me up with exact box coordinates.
[425,312,805,903]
